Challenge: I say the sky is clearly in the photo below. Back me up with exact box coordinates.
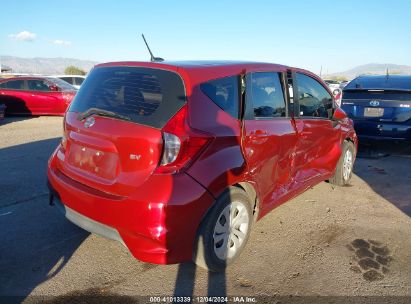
[1,0,411,74]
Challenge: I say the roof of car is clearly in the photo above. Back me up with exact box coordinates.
[345,74,411,90]
[94,60,316,84]
[97,60,287,68]
[0,76,53,82]
[53,75,86,78]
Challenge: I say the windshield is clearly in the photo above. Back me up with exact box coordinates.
[48,77,77,91]
[68,66,186,129]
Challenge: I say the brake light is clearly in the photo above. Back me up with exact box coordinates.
[61,134,67,151]
[61,117,67,152]
[155,106,213,174]
[62,92,74,104]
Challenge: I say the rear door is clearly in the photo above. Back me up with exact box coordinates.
[292,72,341,184]
[0,79,31,114]
[56,66,186,196]
[242,71,298,210]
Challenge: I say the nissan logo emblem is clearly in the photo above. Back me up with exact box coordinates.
[84,117,95,128]
[369,100,380,107]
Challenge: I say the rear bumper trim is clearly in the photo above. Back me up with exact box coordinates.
[54,195,126,246]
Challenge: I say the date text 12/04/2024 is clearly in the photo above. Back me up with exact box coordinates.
[149,296,257,303]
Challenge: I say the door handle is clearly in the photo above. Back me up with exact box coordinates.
[250,130,269,139]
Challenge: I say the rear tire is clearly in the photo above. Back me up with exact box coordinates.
[193,187,253,272]
[329,141,355,186]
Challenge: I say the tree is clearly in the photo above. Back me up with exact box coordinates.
[64,66,86,75]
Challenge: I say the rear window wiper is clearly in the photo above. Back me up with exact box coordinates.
[77,107,131,122]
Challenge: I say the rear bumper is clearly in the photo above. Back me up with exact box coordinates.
[352,119,411,141]
[47,150,215,264]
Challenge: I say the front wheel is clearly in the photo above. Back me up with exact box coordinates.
[329,141,355,186]
[193,187,253,272]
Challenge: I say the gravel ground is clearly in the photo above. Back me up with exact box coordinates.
[0,116,410,303]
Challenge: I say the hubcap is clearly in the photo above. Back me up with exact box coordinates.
[213,201,250,260]
[343,149,353,181]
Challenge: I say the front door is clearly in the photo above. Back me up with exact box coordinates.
[27,79,59,114]
[291,72,341,186]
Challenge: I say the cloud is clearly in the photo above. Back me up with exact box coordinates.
[8,31,37,41]
[53,39,72,46]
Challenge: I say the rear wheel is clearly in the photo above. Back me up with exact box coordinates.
[329,141,355,186]
[193,187,253,272]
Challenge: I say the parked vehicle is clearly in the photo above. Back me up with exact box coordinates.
[341,75,411,141]
[324,79,341,92]
[332,88,343,107]
[0,77,77,116]
[339,81,350,89]
[55,75,86,89]
[47,61,357,271]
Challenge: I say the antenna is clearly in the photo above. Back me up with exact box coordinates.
[141,34,164,62]
[386,67,389,79]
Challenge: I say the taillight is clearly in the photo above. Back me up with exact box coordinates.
[155,106,213,174]
[61,116,67,152]
[61,134,67,151]
[160,133,181,165]
[62,92,74,104]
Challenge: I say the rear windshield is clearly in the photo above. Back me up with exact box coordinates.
[342,90,411,101]
[68,66,186,129]
[345,76,411,90]
[59,77,74,85]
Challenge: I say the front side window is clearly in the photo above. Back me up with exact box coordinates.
[28,80,51,92]
[248,72,286,119]
[296,73,333,118]
[200,76,239,119]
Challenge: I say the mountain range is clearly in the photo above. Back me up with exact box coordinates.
[325,63,411,79]
[1,56,411,79]
[0,56,98,74]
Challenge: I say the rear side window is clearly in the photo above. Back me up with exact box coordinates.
[69,66,186,129]
[200,76,239,119]
[296,73,333,118]
[1,80,25,90]
[248,72,286,118]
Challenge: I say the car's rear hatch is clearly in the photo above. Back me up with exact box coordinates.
[341,89,411,123]
[55,66,186,197]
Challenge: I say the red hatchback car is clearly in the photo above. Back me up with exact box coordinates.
[0,76,77,116]
[47,61,357,271]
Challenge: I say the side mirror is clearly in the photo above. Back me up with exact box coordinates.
[332,107,347,121]
[49,85,59,92]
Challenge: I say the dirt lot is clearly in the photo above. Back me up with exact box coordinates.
[0,116,410,303]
